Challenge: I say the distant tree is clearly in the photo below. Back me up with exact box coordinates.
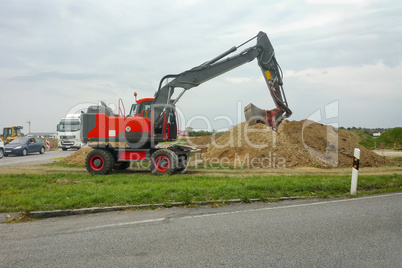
[185,127,196,137]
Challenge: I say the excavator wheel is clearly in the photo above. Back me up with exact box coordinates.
[86,149,115,175]
[150,149,178,176]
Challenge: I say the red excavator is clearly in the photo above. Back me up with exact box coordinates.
[81,31,292,175]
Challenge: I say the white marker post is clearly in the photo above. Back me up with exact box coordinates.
[350,148,360,195]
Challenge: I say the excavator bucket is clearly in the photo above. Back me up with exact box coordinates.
[244,103,281,128]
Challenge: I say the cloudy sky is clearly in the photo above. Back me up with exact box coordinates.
[1,0,401,133]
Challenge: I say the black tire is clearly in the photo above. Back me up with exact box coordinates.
[40,146,45,154]
[62,148,68,151]
[150,149,178,175]
[113,161,130,170]
[0,148,3,159]
[175,154,189,174]
[86,149,114,175]
[21,148,27,156]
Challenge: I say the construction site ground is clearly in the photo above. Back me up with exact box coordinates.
[0,162,400,177]
[2,120,399,176]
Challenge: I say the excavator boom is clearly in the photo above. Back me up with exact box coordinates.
[153,31,292,130]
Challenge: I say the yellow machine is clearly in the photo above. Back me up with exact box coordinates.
[0,126,24,144]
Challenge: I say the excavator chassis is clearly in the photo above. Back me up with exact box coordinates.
[85,143,194,176]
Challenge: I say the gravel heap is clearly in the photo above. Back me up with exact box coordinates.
[203,120,389,168]
[60,120,389,168]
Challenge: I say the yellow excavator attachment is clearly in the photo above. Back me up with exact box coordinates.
[244,103,281,128]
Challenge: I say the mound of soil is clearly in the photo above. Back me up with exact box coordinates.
[60,146,93,165]
[60,120,389,169]
[204,120,389,168]
[60,142,132,165]
[39,138,58,150]
[183,136,213,147]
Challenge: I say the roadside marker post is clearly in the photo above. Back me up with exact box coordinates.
[46,138,50,150]
[350,148,360,195]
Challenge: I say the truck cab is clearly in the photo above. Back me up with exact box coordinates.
[57,115,83,151]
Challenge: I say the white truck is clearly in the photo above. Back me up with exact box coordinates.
[57,114,84,151]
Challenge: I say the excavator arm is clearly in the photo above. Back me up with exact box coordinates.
[153,31,292,130]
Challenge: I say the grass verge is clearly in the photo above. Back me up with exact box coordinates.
[43,161,85,168]
[0,172,401,213]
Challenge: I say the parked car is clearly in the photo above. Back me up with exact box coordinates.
[0,139,4,159]
[4,137,45,156]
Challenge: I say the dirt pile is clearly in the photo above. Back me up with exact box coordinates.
[204,120,389,168]
[60,142,133,165]
[59,120,389,168]
[39,138,58,150]
[181,136,214,154]
[182,136,213,147]
[60,146,93,165]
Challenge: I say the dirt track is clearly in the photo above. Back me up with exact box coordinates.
[13,120,398,177]
[0,163,400,177]
[373,149,402,157]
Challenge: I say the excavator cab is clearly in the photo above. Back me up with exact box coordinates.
[135,98,154,118]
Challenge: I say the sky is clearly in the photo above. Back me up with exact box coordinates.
[0,0,401,133]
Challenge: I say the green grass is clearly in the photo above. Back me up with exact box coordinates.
[377,127,402,149]
[345,127,402,149]
[356,131,376,149]
[0,173,400,213]
[394,157,402,163]
[43,161,85,168]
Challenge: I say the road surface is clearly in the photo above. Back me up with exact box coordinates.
[0,193,401,267]
[373,149,402,157]
[0,150,75,167]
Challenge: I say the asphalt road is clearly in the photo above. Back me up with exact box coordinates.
[373,149,402,157]
[0,150,75,167]
[0,193,401,267]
